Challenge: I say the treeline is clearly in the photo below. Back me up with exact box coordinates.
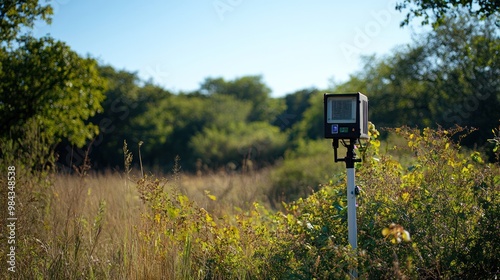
[67,14,499,171]
[1,2,499,172]
[301,14,500,147]
[69,73,294,171]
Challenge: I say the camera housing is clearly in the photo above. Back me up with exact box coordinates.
[324,92,368,139]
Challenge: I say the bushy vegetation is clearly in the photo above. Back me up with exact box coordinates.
[269,139,342,206]
[1,125,499,279]
[355,126,500,278]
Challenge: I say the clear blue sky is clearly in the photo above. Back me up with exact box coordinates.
[34,0,424,97]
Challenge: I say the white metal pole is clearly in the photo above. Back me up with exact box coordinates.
[347,166,358,279]
[346,167,357,250]
[333,139,359,278]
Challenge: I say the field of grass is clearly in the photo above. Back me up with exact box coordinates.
[0,162,282,279]
[1,126,500,279]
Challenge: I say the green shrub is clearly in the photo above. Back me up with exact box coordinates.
[356,126,500,278]
[269,139,343,207]
[135,173,278,279]
[189,121,287,169]
[264,125,500,279]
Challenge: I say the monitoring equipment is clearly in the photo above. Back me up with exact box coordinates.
[324,92,369,279]
[324,92,369,140]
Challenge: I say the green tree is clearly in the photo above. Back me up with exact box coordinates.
[189,121,287,169]
[290,92,324,140]
[426,16,500,135]
[0,0,53,44]
[335,50,434,128]
[274,88,319,131]
[83,71,282,171]
[77,66,169,169]
[332,14,500,146]
[132,92,253,170]
[0,36,106,148]
[1,0,106,171]
[396,0,500,27]
[200,75,285,122]
[201,76,270,102]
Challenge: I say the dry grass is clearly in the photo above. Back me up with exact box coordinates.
[52,168,273,238]
[37,168,274,278]
[177,168,274,215]
[45,170,143,278]
[53,170,143,232]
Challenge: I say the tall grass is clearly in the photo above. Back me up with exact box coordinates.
[0,161,277,279]
[1,125,499,279]
[51,171,143,278]
[178,168,273,215]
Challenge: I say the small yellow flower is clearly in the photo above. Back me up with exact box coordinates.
[382,223,411,243]
[402,230,411,242]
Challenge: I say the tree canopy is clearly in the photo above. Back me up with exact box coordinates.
[200,75,285,122]
[0,36,106,147]
[85,72,288,171]
[333,14,500,146]
[2,2,500,171]
[0,0,105,169]
[396,0,500,27]
[0,0,53,44]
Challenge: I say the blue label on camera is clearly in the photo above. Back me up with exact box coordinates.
[331,124,339,134]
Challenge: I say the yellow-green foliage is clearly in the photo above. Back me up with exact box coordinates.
[135,174,277,279]
[1,125,499,279]
[355,126,500,279]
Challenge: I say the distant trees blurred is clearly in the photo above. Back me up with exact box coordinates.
[2,1,499,171]
[82,73,288,171]
[200,76,285,122]
[333,14,500,146]
[62,12,500,171]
